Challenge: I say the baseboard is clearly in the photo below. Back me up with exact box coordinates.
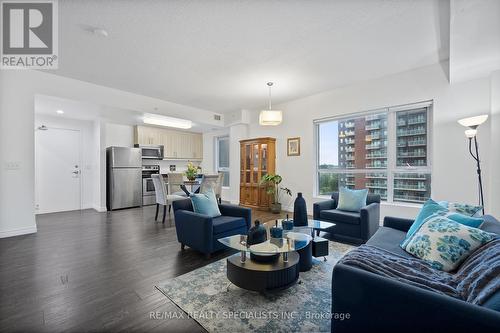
[92,205,107,212]
[0,225,37,238]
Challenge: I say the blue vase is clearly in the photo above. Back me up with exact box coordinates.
[270,220,283,238]
[247,220,267,245]
[282,219,294,230]
[293,192,308,226]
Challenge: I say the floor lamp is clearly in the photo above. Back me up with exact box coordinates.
[457,115,488,215]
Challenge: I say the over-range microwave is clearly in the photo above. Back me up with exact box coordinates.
[134,144,164,160]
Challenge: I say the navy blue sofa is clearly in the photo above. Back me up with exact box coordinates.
[332,215,500,332]
[172,199,251,258]
[313,192,380,244]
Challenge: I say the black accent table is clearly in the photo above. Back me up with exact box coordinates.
[226,252,300,292]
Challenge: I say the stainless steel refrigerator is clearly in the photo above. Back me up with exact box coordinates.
[106,147,142,210]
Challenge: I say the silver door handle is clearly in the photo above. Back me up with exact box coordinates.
[72,170,80,174]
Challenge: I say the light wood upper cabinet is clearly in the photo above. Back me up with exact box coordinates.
[134,125,162,145]
[134,125,203,160]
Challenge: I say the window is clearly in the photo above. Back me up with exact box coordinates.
[315,101,432,204]
[216,136,230,187]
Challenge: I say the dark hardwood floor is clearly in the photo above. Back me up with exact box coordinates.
[0,205,287,332]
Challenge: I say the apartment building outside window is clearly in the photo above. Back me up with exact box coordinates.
[315,101,432,204]
[216,136,230,187]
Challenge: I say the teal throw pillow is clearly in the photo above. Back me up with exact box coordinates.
[337,187,368,212]
[402,199,448,245]
[438,201,483,217]
[401,214,496,272]
[190,188,221,218]
[403,200,485,248]
[444,213,483,228]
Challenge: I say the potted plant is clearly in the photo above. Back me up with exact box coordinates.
[260,174,292,214]
[185,162,200,181]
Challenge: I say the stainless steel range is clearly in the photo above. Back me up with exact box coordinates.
[142,165,160,206]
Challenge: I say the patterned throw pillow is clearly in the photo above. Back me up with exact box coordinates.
[438,201,483,217]
[402,214,496,272]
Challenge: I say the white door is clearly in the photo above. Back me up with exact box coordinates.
[35,127,81,214]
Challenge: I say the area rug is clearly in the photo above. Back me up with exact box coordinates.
[156,241,354,333]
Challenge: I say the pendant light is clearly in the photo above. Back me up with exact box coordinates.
[259,82,283,126]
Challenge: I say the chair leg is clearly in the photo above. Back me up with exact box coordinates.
[168,204,172,214]
[181,243,185,250]
[155,204,159,221]
[162,205,167,224]
[218,197,222,204]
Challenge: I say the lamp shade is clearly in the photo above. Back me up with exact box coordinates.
[458,115,488,128]
[259,110,282,126]
[464,129,477,138]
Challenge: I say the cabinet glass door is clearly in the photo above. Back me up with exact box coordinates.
[245,145,251,171]
[253,144,259,183]
[261,144,267,171]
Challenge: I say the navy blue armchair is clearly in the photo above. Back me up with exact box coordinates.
[172,199,251,258]
[313,192,380,244]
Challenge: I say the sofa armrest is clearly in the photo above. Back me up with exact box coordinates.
[383,216,414,232]
[360,202,380,240]
[173,210,213,253]
[313,199,337,219]
[332,263,500,332]
[219,204,252,230]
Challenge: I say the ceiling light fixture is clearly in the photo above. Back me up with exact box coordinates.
[259,82,283,126]
[56,109,64,114]
[93,28,108,37]
[143,114,192,129]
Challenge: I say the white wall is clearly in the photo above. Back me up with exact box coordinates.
[93,120,106,211]
[450,0,500,83]
[490,70,500,217]
[34,114,97,211]
[0,73,37,237]
[105,123,134,148]
[0,70,219,238]
[238,62,494,219]
[228,124,249,204]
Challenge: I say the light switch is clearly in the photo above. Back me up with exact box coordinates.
[5,161,21,170]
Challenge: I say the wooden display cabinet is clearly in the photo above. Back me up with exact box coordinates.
[239,137,276,209]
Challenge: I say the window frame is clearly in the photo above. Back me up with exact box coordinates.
[215,135,230,188]
[314,101,433,204]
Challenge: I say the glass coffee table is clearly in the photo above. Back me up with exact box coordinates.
[265,218,335,237]
[263,218,336,271]
[218,232,312,292]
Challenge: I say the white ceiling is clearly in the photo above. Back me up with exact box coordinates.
[52,0,450,113]
[34,95,209,132]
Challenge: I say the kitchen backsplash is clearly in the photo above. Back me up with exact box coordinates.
[142,159,202,174]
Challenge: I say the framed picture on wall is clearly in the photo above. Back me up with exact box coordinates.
[287,137,301,156]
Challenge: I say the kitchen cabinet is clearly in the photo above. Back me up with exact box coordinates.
[134,125,162,145]
[134,125,203,160]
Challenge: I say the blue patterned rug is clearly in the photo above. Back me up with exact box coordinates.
[156,241,354,333]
